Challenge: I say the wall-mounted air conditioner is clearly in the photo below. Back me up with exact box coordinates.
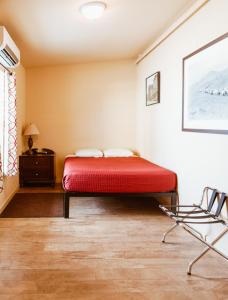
[0,26,20,68]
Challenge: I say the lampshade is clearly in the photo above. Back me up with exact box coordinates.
[23,123,40,136]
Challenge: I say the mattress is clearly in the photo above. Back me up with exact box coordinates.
[62,157,176,193]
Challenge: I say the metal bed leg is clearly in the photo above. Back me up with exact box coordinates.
[161,192,178,242]
[171,192,177,213]
[162,223,178,243]
[64,193,70,219]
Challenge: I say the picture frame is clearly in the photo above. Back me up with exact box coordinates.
[146,71,160,106]
[182,32,228,134]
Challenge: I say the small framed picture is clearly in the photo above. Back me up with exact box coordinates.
[146,71,160,106]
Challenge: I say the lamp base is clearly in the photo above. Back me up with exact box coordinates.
[28,136,33,154]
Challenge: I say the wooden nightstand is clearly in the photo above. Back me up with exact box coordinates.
[19,153,55,187]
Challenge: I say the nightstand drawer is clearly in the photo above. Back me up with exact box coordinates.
[23,169,51,180]
[20,156,51,169]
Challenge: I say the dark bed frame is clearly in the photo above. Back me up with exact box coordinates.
[63,191,178,218]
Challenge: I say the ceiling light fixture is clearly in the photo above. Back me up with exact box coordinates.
[80,1,106,20]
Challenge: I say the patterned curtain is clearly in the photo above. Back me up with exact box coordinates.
[0,150,3,193]
[0,70,4,192]
[4,72,17,176]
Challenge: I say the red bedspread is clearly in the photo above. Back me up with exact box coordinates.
[63,157,176,193]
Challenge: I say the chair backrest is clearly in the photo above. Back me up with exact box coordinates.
[215,192,227,217]
[204,187,227,218]
[207,189,218,212]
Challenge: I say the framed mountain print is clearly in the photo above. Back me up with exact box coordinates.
[182,33,228,134]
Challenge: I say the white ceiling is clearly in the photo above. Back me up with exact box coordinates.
[0,0,196,67]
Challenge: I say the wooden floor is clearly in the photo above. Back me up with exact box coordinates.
[1,184,64,218]
[0,196,227,300]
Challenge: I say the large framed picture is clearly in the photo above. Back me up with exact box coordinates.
[146,71,160,106]
[182,33,228,134]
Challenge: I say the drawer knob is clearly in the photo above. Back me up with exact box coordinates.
[35,161,39,165]
[35,172,39,176]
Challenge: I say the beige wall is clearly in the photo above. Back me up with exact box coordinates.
[26,60,136,182]
[0,65,26,211]
[136,0,228,253]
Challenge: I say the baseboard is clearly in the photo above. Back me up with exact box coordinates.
[0,187,18,214]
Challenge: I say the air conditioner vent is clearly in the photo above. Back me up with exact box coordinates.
[0,27,20,68]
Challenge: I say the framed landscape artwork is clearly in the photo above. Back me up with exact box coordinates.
[146,71,160,106]
[182,32,228,134]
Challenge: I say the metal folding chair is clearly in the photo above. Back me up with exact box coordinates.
[159,187,228,275]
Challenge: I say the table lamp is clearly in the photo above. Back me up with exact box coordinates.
[23,123,40,154]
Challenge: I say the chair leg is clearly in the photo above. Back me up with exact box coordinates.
[64,193,70,218]
[162,223,178,243]
[185,227,228,275]
[187,246,210,275]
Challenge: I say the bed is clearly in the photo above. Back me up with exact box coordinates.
[62,156,177,218]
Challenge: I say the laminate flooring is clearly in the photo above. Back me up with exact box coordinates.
[0,196,227,300]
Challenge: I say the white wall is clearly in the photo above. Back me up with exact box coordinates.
[0,65,26,211]
[136,0,228,253]
[26,60,136,181]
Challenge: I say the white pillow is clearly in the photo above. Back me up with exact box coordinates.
[103,148,134,157]
[75,149,103,157]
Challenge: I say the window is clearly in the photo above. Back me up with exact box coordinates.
[0,68,5,191]
[0,69,6,173]
[0,69,10,174]
[0,67,17,180]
